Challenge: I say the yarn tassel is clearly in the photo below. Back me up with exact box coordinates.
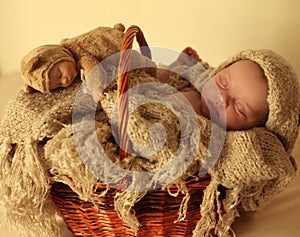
[166,181,190,223]
[192,179,220,237]
[214,188,240,237]
[114,190,147,232]
[192,178,240,237]
[0,139,60,237]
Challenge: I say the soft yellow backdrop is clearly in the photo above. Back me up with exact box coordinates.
[1,0,300,78]
[0,1,300,237]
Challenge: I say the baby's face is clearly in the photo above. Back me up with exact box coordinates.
[49,60,78,90]
[201,60,269,130]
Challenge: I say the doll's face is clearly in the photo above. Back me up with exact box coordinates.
[49,60,77,90]
[201,60,269,130]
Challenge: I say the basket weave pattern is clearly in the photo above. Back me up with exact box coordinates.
[52,177,211,236]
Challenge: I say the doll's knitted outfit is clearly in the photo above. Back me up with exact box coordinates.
[20,23,156,94]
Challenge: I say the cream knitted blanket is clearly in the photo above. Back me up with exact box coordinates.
[0,66,297,237]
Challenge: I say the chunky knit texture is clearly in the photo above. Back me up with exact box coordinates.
[1,28,299,237]
[0,66,297,237]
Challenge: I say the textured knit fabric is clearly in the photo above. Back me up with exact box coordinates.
[1,30,299,237]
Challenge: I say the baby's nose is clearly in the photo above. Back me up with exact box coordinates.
[66,75,73,83]
[60,77,70,87]
[222,95,230,107]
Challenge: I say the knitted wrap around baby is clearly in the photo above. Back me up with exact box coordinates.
[0,25,297,237]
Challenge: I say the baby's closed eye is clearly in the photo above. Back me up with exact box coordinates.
[234,101,246,118]
[218,76,229,89]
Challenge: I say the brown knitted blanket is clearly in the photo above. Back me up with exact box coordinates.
[0,64,296,237]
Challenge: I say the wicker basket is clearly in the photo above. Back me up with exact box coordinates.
[52,176,211,236]
[51,25,215,236]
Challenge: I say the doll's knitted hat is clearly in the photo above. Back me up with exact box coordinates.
[20,45,75,93]
[212,49,300,154]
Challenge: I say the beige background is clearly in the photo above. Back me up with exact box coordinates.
[1,0,300,78]
[0,0,300,236]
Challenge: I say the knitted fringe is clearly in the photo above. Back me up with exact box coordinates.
[192,179,240,237]
[168,182,190,223]
[114,191,147,232]
[0,139,60,237]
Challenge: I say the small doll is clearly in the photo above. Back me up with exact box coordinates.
[20,23,126,101]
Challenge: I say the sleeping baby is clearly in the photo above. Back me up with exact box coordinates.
[20,24,299,144]
[158,47,269,131]
[171,48,299,153]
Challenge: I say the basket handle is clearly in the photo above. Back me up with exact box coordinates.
[117,25,151,160]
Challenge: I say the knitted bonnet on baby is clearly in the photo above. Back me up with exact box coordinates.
[20,45,75,93]
[212,49,300,154]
